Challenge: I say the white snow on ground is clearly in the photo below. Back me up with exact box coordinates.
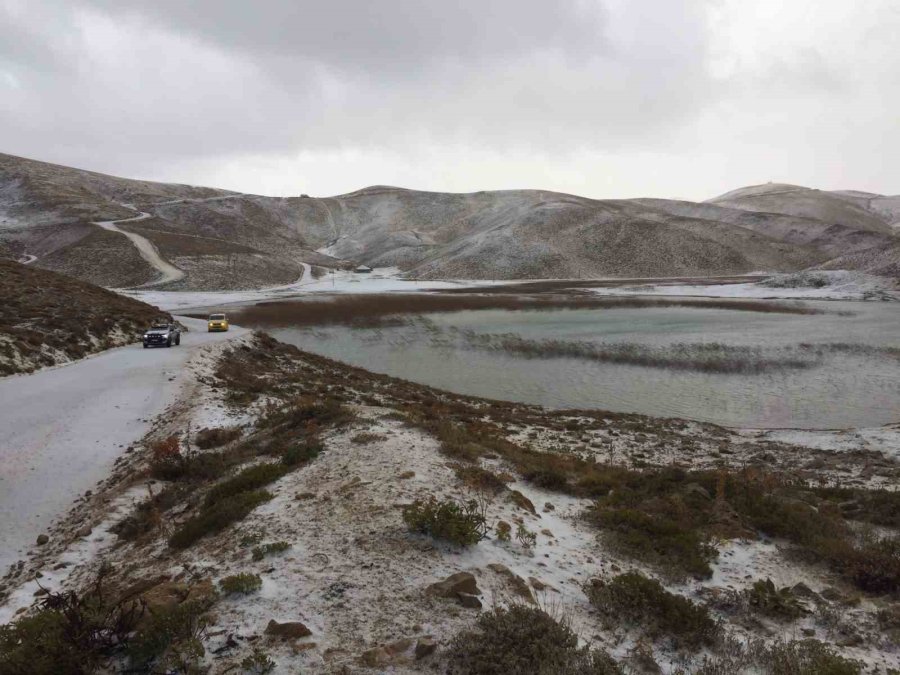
[0,483,147,625]
[0,317,246,572]
[757,424,900,461]
[120,267,503,312]
[586,270,897,301]
[95,211,186,287]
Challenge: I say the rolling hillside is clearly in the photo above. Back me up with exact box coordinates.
[1,153,897,288]
[0,259,170,375]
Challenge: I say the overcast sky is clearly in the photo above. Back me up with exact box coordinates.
[1,0,897,199]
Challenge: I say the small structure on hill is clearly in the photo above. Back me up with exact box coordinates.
[355,265,373,273]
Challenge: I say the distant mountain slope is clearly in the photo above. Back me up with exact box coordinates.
[707,183,894,235]
[0,153,896,288]
[0,259,170,375]
[632,198,894,257]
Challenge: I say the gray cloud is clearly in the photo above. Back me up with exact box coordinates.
[0,0,896,198]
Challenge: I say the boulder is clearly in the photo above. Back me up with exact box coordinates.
[426,572,479,598]
[415,638,437,660]
[265,620,313,639]
[35,534,49,546]
[457,592,483,609]
[487,564,535,604]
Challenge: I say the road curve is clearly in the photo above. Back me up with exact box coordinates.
[0,317,246,572]
[95,212,185,287]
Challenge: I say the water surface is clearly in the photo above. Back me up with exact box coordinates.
[265,300,900,429]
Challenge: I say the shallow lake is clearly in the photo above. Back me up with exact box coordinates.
[262,300,900,429]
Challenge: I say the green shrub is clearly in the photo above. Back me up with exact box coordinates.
[195,426,242,449]
[281,437,323,467]
[251,541,291,561]
[219,573,262,595]
[515,523,537,549]
[760,638,861,675]
[169,490,273,549]
[448,605,621,675]
[127,597,216,670]
[686,637,861,675]
[204,463,287,508]
[402,497,489,547]
[0,570,142,675]
[589,508,715,579]
[587,572,717,650]
[743,578,806,621]
[241,648,276,674]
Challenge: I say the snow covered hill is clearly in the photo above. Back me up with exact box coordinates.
[1,153,897,288]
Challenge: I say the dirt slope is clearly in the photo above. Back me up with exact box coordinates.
[0,259,170,375]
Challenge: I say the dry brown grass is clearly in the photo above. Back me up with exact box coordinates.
[222,293,829,330]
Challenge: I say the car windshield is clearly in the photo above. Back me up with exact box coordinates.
[209,314,226,321]
[150,324,170,330]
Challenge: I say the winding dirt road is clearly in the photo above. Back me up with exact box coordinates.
[95,212,185,287]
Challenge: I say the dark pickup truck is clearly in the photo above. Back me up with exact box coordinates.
[142,323,181,348]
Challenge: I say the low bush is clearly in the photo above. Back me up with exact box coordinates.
[241,648,276,674]
[149,435,228,482]
[127,596,216,671]
[169,490,273,549]
[281,437,323,467]
[112,483,189,540]
[252,541,291,561]
[0,571,142,675]
[204,463,287,508]
[685,637,861,675]
[448,604,621,675]
[402,497,489,547]
[589,508,715,580]
[219,573,262,595]
[743,578,806,621]
[757,638,861,674]
[195,426,242,449]
[261,396,352,432]
[454,464,509,494]
[587,572,717,650]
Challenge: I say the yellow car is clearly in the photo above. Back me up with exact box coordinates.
[207,313,229,332]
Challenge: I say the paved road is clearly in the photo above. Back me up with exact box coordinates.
[0,317,246,571]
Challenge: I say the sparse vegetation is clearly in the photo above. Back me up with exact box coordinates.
[448,604,622,675]
[219,573,263,595]
[403,496,489,547]
[127,597,216,672]
[463,333,819,374]
[252,541,291,561]
[204,463,287,508]
[587,572,718,649]
[169,489,273,549]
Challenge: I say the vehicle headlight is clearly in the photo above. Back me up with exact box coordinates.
[143,334,149,338]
